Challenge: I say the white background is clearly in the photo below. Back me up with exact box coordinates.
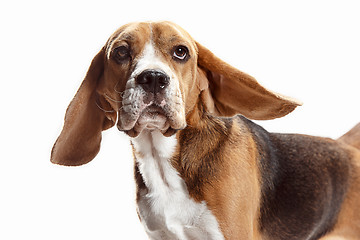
[1,1,359,239]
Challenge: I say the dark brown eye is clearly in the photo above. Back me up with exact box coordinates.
[112,45,130,63]
[173,45,189,61]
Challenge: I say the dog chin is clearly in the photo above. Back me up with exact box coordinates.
[118,106,183,138]
[123,121,177,138]
[124,125,178,138]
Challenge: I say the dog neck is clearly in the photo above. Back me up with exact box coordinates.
[132,96,230,197]
[130,102,227,239]
[131,130,180,194]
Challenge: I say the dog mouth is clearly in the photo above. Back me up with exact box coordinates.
[137,104,169,130]
[117,84,187,137]
[118,103,180,137]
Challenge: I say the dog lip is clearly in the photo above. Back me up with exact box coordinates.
[144,104,166,114]
[117,100,186,137]
[137,104,168,126]
[118,103,170,134]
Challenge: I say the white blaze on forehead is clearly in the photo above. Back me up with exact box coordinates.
[132,41,175,79]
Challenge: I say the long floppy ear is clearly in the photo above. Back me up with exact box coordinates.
[196,42,302,120]
[51,48,117,166]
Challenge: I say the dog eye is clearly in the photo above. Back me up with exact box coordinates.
[112,45,131,63]
[173,46,189,61]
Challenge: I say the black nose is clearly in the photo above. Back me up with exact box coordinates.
[136,70,170,93]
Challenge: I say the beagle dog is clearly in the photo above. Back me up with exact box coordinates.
[51,21,360,240]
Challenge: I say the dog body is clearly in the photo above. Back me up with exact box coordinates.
[51,22,360,239]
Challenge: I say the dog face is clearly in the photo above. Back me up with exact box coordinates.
[51,21,301,166]
[105,22,199,137]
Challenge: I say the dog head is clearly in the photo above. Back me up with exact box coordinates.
[51,21,301,166]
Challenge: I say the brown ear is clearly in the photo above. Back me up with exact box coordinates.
[51,48,117,166]
[196,42,302,120]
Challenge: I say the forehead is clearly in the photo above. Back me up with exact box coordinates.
[106,21,196,53]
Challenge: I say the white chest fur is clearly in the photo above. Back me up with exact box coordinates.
[131,130,225,240]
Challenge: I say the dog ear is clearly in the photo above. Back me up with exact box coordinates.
[196,42,302,120]
[51,48,117,166]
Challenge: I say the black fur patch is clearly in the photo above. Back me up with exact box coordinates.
[174,115,233,201]
[242,118,351,240]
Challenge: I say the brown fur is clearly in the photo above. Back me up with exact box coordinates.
[339,123,360,150]
[51,21,360,239]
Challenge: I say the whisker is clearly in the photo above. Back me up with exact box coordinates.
[120,91,127,99]
[95,99,115,113]
[114,81,136,95]
[104,93,122,103]
[114,81,122,94]
[114,85,134,99]
[121,102,133,107]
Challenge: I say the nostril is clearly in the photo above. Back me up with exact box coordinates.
[157,75,169,88]
[136,72,152,85]
[144,75,152,84]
